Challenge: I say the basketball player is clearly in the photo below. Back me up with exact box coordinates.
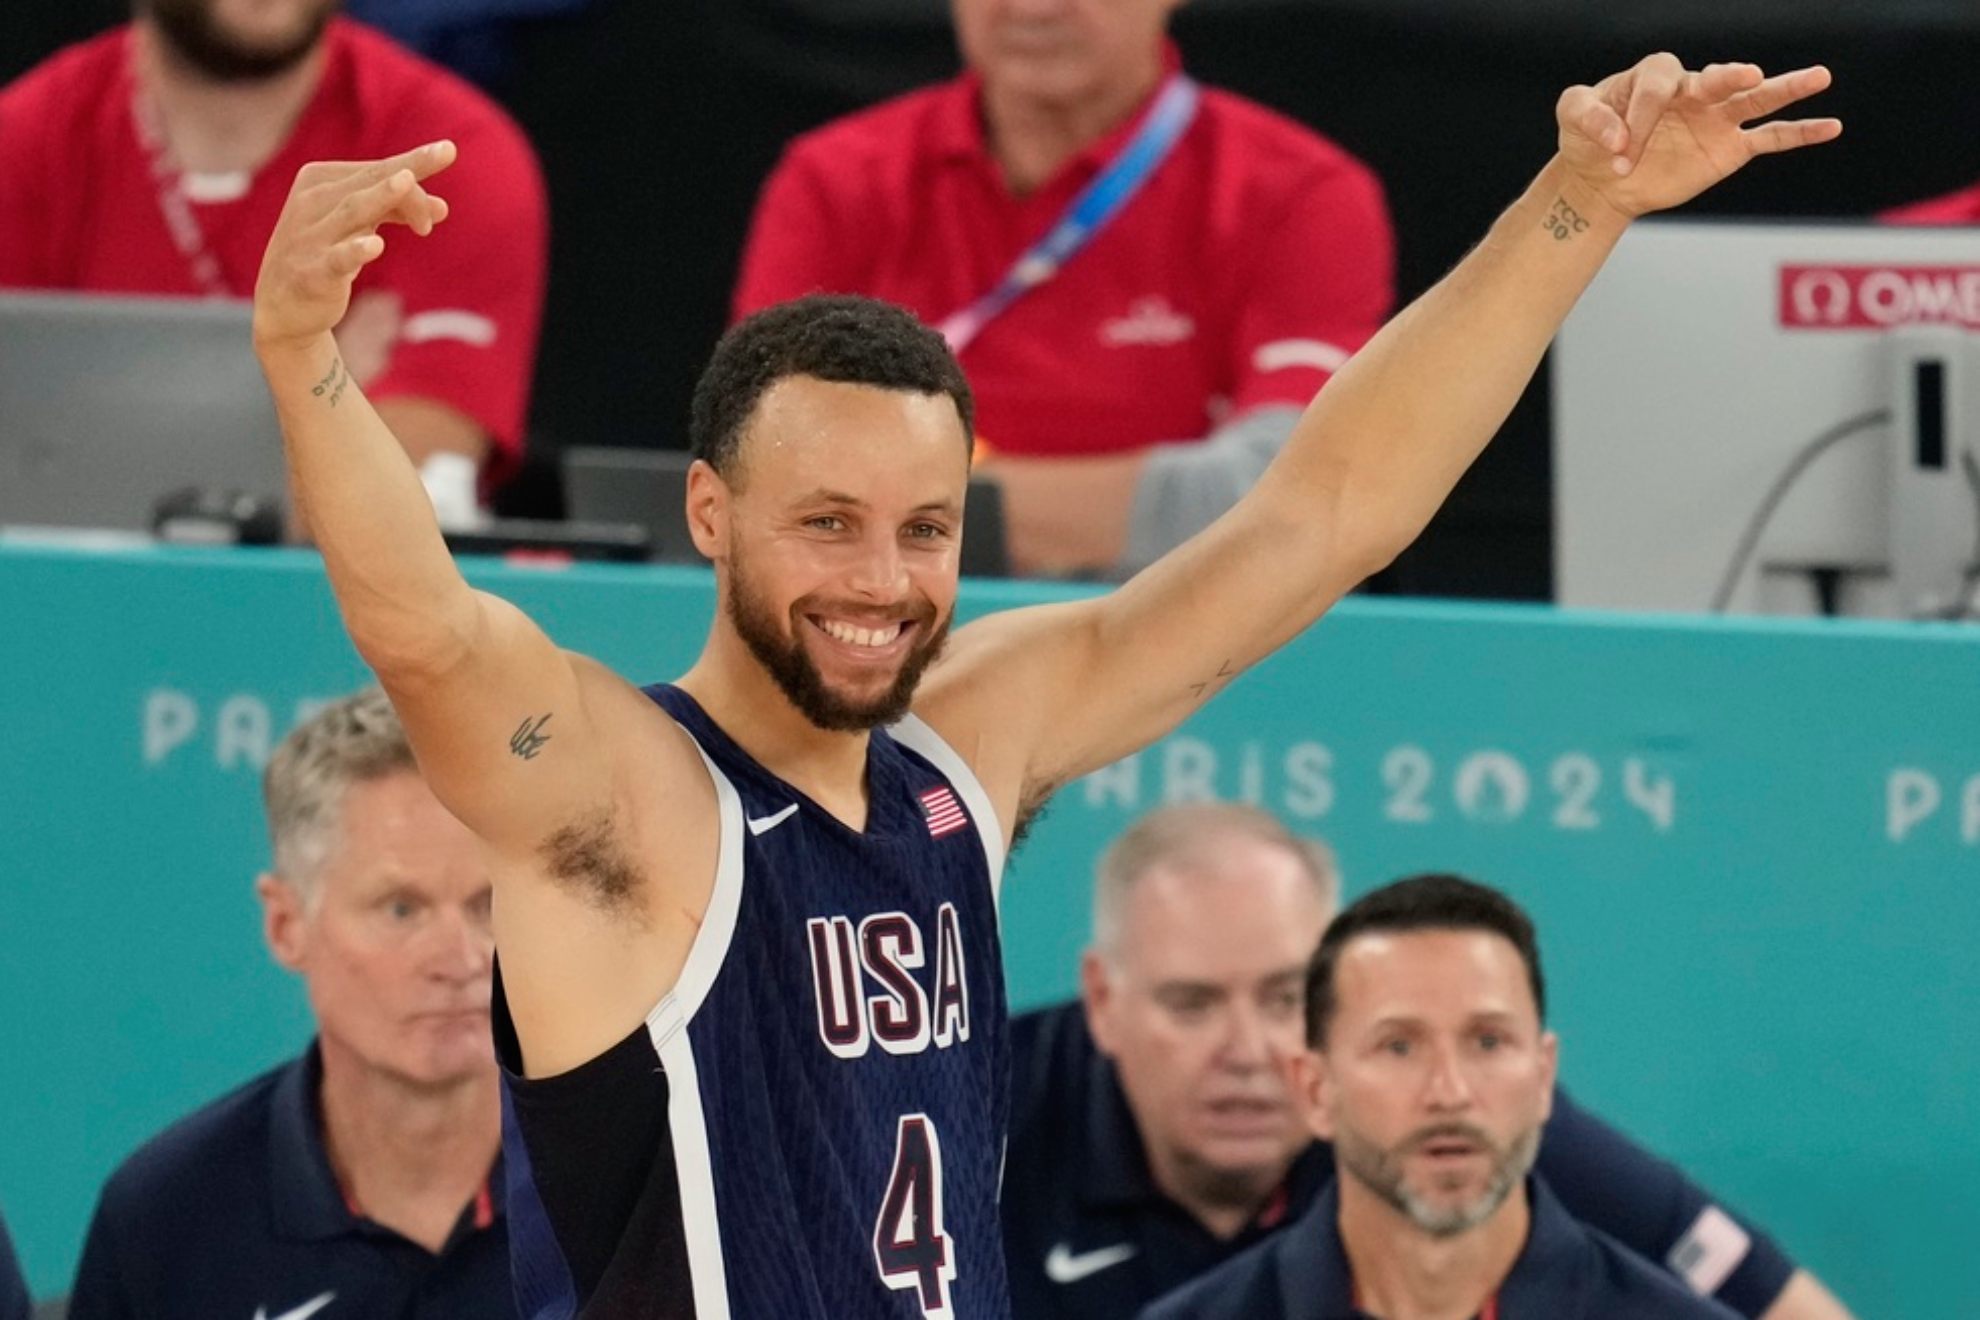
[249,54,1838,1318]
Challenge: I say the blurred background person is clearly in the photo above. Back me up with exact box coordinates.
[0,0,548,505]
[1004,804,1851,1320]
[0,1210,27,1320]
[1144,873,1741,1319]
[66,690,513,1319]
[732,0,1392,578]
[1881,179,1980,224]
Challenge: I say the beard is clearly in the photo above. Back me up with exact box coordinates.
[146,0,338,83]
[1334,1119,1541,1239]
[726,548,950,733]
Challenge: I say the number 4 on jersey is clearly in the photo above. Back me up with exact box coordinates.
[874,1114,957,1315]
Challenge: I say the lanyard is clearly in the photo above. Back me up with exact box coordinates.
[128,54,237,300]
[938,73,1201,353]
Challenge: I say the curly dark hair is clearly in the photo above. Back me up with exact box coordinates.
[1304,873,1546,1048]
[689,294,975,482]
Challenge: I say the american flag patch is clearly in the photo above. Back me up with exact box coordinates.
[918,786,968,838]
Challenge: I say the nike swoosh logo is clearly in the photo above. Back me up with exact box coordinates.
[1045,1241,1138,1284]
[254,1292,335,1320]
[747,803,799,836]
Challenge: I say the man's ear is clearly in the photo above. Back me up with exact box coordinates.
[1537,1029,1561,1123]
[1288,1046,1337,1142]
[686,457,731,560]
[1079,949,1120,1058]
[256,872,309,973]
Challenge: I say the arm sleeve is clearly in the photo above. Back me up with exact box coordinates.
[1223,156,1394,417]
[362,107,548,479]
[1537,1088,1797,1318]
[0,1210,29,1320]
[64,1190,141,1320]
[731,143,870,322]
[1117,405,1301,574]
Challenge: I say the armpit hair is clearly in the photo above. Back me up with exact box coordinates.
[541,810,645,916]
[1012,779,1060,853]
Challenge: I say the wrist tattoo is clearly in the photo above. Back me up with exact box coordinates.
[509,713,553,761]
[310,356,351,408]
[1544,196,1592,242]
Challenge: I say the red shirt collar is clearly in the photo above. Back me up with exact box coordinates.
[931,39,1189,184]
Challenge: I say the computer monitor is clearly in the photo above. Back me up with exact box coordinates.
[1554,219,1980,619]
[0,293,287,534]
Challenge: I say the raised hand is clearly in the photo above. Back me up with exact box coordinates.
[252,141,456,353]
[1556,55,1839,222]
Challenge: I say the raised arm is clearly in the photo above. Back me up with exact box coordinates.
[926,56,1839,800]
[250,143,675,874]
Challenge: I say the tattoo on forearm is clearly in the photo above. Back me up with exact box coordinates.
[1187,659,1240,702]
[509,713,553,761]
[1544,196,1592,242]
[310,356,351,408]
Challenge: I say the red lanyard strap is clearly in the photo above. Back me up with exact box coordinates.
[128,47,236,299]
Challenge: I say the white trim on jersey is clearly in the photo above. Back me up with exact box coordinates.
[651,742,748,1030]
[644,741,747,1319]
[890,714,1008,909]
[654,1027,732,1319]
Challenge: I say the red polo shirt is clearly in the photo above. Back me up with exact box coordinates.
[1883,183,1980,225]
[733,49,1393,458]
[0,19,547,476]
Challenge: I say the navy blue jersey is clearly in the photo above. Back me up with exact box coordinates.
[500,684,1011,1319]
[66,1048,512,1320]
[1140,1177,1741,1320]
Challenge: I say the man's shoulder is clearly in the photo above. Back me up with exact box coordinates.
[1884,180,1980,225]
[1006,1000,1094,1130]
[97,1059,291,1219]
[1009,998,1088,1064]
[0,27,125,120]
[1578,1222,1745,1318]
[1139,1230,1288,1320]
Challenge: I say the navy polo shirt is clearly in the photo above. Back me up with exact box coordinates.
[1004,1002,1794,1320]
[67,1046,514,1320]
[1140,1176,1743,1319]
[0,1208,29,1320]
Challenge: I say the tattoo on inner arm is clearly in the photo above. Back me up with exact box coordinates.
[1187,658,1240,702]
[509,713,553,761]
[1544,196,1592,242]
[309,356,351,408]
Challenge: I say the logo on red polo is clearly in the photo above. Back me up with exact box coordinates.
[1779,265,1980,330]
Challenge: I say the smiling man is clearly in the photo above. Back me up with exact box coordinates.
[249,51,1836,1318]
[67,690,514,1320]
[734,0,1394,577]
[1142,875,1740,1320]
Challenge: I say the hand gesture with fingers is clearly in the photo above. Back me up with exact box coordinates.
[1557,55,1840,222]
[252,140,457,353]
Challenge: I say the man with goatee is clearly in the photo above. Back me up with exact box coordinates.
[1144,875,1751,1320]
[0,0,546,497]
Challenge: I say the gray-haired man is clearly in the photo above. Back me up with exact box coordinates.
[68,689,515,1319]
[1003,802,1850,1320]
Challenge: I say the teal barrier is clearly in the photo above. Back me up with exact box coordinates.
[2,541,1975,1313]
